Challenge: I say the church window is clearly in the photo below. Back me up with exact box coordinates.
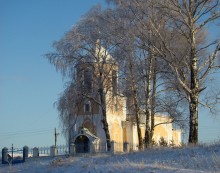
[114,104,118,112]
[83,68,92,91]
[84,101,91,112]
[112,70,117,95]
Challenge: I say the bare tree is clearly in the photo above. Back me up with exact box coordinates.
[133,0,220,144]
[105,0,186,147]
[98,6,147,149]
[111,35,145,149]
[126,53,145,149]
[46,5,122,151]
[107,0,220,145]
[149,0,220,144]
[55,82,82,147]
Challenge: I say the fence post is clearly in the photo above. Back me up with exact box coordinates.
[70,143,75,156]
[23,146,29,162]
[111,141,115,154]
[33,147,39,157]
[2,147,8,164]
[50,145,57,157]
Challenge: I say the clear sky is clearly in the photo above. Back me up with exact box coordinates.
[0,0,220,149]
[0,0,106,149]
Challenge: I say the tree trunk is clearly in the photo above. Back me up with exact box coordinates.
[189,93,198,144]
[145,53,153,147]
[188,33,199,144]
[150,58,157,144]
[133,89,144,149]
[188,0,199,144]
[145,111,151,147]
[99,73,111,151]
[128,58,143,149]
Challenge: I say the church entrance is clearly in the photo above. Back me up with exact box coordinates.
[74,135,90,153]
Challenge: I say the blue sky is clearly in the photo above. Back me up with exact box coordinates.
[0,0,219,149]
[0,0,106,149]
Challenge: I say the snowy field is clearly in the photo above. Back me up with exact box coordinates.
[1,143,220,173]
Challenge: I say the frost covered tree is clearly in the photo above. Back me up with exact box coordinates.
[149,0,220,144]
[106,0,187,147]
[46,5,121,151]
[107,0,220,144]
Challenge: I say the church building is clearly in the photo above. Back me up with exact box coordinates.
[69,45,181,153]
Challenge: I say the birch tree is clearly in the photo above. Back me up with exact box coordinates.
[107,0,220,145]
[55,82,82,146]
[150,0,220,144]
[109,20,145,149]
[106,0,186,147]
[46,5,120,151]
[130,0,220,144]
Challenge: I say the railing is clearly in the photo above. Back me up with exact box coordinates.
[93,142,108,153]
[1,142,140,162]
[29,145,69,157]
[71,142,140,154]
[1,146,29,164]
[57,145,69,155]
[29,146,50,156]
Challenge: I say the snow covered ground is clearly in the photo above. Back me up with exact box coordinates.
[1,143,220,173]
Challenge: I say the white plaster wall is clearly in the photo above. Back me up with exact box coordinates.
[70,113,107,143]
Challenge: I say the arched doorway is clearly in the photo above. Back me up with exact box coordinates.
[75,135,90,153]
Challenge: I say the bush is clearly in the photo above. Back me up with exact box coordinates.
[159,137,168,147]
[151,139,158,147]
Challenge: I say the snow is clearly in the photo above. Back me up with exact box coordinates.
[1,143,220,173]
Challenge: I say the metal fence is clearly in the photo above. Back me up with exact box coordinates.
[93,142,108,153]
[91,142,139,153]
[29,145,69,157]
[1,142,140,162]
[73,142,132,153]
[57,145,69,155]
[29,147,50,156]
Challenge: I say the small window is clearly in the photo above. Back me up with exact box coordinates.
[114,104,118,112]
[112,70,117,95]
[84,101,91,112]
[83,68,92,91]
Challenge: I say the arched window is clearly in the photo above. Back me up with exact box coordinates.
[83,68,92,91]
[84,100,91,112]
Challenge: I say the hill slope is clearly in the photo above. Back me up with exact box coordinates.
[1,143,220,173]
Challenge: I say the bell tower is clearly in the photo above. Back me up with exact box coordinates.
[70,43,126,151]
